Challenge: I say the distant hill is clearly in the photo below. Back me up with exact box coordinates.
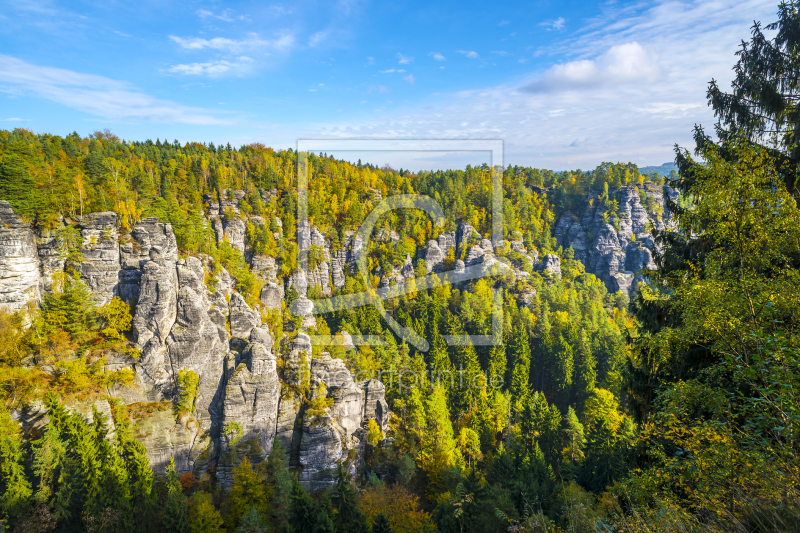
[639,162,677,177]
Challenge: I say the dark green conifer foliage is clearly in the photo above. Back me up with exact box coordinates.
[0,406,32,525]
[163,458,188,533]
[509,321,531,409]
[370,513,393,533]
[287,477,316,533]
[579,415,622,493]
[333,465,366,533]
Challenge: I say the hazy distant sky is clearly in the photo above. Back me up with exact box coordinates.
[0,0,779,170]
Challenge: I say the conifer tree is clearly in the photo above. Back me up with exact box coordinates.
[333,465,366,533]
[509,321,531,410]
[287,477,316,533]
[234,505,267,533]
[370,513,393,533]
[0,407,32,525]
[163,458,189,533]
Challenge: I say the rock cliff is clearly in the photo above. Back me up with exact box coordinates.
[0,199,390,491]
[553,182,676,296]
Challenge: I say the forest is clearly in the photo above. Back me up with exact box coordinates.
[0,4,799,533]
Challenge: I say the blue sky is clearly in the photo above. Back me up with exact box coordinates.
[0,0,779,170]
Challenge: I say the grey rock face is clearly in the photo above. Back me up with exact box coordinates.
[222,218,247,253]
[298,413,344,491]
[536,254,562,279]
[119,217,178,303]
[250,255,278,279]
[424,240,444,273]
[283,333,312,388]
[0,201,41,312]
[229,292,261,339]
[71,212,120,305]
[553,184,668,294]
[437,232,456,258]
[331,247,348,288]
[219,340,281,486]
[36,225,65,294]
[288,269,308,298]
[400,255,414,279]
[362,379,390,430]
[456,222,478,252]
[293,296,316,328]
[133,261,177,347]
[275,391,303,463]
[465,245,485,266]
[260,281,283,310]
[167,285,227,419]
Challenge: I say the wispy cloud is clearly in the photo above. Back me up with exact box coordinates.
[2,117,26,122]
[380,68,406,73]
[492,50,511,57]
[169,33,293,53]
[456,50,479,59]
[429,52,446,61]
[404,74,415,84]
[113,30,131,37]
[0,54,231,125]
[309,31,328,47]
[397,53,414,64]
[196,8,248,22]
[541,17,565,31]
[168,57,255,77]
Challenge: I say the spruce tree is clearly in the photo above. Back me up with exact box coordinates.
[509,321,531,410]
[333,465,366,533]
[370,513,393,533]
[287,477,316,533]
[0,407,32,525]
[163,458,188,533]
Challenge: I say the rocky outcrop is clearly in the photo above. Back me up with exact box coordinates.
[71,212,120,305]
[0,200,396,491]
[132,261,177,347]
[424,240,444,272]
[229,292,261,340]
[119,217,179,303]
[0,201,41,313]
[554,183,671,295]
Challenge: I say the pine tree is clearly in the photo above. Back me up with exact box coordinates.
[550,335,574,408]
[370,513,393,533]
[509,321,531,410]
[572,332,596,413]
[0,407,32,525]
[579,414,622,493]
[163,458,189,533]
[234,505,267,533]
[287,477,316,533]
[124,440,156,532]
[333,465,366,533]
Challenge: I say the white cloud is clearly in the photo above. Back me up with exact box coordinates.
[492,51,511,57]
[456,50,479,59]
[113,30,131,37]
[380,68,405,73]
[309,31,328,47]
[169,33,293,53]
[522,42,661,92]
[0,54,231,125]
[168,57,254,77]
[429,52,446,61]
[196,8,245,22]
[404,74,415,84]
[397,53,414,64]
[2,117,26,121]
[540,17,565,31]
